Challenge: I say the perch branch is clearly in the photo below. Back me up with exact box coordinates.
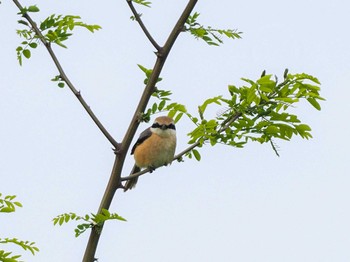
[121,112,242,182]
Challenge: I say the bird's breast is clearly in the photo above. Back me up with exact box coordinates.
[133,134,176,168]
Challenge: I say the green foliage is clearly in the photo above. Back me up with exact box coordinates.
[141,69,324,161]
[0,249,21,262]
[16,7,101,65]
[15,38,37,66]
[137,64,162,85]
[53,209,126,237]
[136,64,199,124]
[51,75,65,88]
[0,194,22,213]
[0,194,39,261]
[39,14,101,48]
[186,69,324,156]
[132,0,152,8]
[0,238,39,256]
[186,148,201,161]
[185,12,242,46]
[17,5,40,15]
[140,71,322,161]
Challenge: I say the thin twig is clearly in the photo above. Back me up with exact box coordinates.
[12,0,119,149]
[127,0,161,51]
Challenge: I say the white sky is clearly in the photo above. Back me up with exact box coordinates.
[1,0,349,261]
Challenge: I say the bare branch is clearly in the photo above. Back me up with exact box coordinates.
[127,0,161,51]
[12,0,119,149]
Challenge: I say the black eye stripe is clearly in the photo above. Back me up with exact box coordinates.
[152,123,176,130]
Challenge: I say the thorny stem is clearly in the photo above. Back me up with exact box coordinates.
[12,0,119,149]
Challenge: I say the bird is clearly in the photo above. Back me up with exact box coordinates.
[124,116,177,191]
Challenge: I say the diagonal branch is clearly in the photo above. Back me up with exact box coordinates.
[127,0,161,51]
[12,0,119,149]
[83,1,198,261]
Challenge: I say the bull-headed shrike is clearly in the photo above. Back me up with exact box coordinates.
[124,116,176,191]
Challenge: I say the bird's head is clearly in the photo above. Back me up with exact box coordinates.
[151,116,176,137]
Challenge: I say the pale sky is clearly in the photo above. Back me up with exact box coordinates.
[1,0,349,261]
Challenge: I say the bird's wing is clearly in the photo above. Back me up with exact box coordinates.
[131,127,152,155]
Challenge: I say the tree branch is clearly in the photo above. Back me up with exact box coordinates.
[126,0,161,51]
[83,1,198,261]
[12,0,119,149]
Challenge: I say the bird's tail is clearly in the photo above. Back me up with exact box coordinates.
[124,165,140,192]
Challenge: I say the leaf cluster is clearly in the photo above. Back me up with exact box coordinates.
[53,209,126,237]
[140,69,324,161]
[0,194,39,261]
[185,12,242,46]
[17,5,39,15]
[51,75,65,88]
[16,6,101,65]
[39,14,101,47]
[186,70,324,158]
[0,249,22,262]
[138,64,196,124]
[0,238,39,256]
[132,0,151,8]
[0,194,22,213]
[136,65,323,160]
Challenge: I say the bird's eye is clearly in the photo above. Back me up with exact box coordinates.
[152,123,161,129]
[151,122,175,130]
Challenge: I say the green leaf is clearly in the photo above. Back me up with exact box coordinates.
[101,208,110,217]
[27,5,40,12]
[295,124,311,132]
[265,125,279,135]
[18,20,29,26]
[28,42,38,48]
[192,149,201,161]
[132,0,152,7]
[0,207,13,213]
[158,100,166,111]
[307,97,321,110]
[198,96,222,115]
[174,112,183,123]
[13,202,23,207]
[185,13,242,46]
[22,49,31,59]
[259,86,274,93]
[274,97,299,104]
[59,216,65,225]
[151,103,157,113]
